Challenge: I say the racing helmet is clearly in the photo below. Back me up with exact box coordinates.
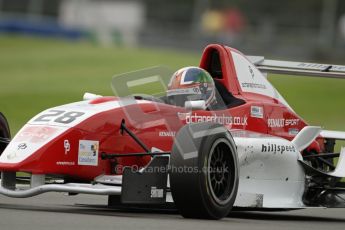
[167,67,216,108]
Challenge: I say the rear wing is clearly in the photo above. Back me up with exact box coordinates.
[247,56,345,79]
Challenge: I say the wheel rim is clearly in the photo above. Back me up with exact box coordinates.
[207,138,235,205]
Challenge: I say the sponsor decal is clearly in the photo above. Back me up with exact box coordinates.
[297,63,345,72]
[0,125,66,164]
[268,118,299,128]
[261,143,296,154]
[185,113,248,126]
[268,119,284,128]
[285,119,300,126]
[56,161,75,166]
[151,186,164,198]
[167,88,196,96]
[250,106,264,118]
[159,131,176,137]
[193,87,200,93]
[16,126,58,143]
[64,140,70,154]
[249,65,255,78]
[17,143,27,150]
[241,82,266,89]
[177,112,191,120]
[78,140,99,166]
[288,128,299,136]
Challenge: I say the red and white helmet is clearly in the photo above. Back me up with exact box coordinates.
[167,67,216,107]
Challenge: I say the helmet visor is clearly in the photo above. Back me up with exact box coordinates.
[167,85,214,107]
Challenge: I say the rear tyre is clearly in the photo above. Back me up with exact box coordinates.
[170,123,239,219]
[0,112,11,155]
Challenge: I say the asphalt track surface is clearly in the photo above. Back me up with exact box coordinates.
[1,193,345,230]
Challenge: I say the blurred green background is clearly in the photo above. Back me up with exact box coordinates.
[0,35,345,136]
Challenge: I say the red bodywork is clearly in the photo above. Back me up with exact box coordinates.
[0,44,322,181]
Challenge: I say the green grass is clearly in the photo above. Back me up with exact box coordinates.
[269,75,345,131]
[0,35,345,138]
[0,35,198,133]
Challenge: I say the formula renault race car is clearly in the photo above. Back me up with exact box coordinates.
[1,44,345,219]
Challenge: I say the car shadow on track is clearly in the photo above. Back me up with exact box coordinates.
[1,203,345,223]
[0,203,179,220]
[228,211,345,223]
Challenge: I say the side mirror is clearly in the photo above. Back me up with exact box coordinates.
[185,100,206,111]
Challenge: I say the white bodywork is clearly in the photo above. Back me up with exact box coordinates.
[231,51,294,112]
[0,100,121,164]
[231,130,306,209]
[231,127,345,209]
[0,98,154,164]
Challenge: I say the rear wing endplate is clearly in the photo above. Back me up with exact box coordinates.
[247,56,345,79]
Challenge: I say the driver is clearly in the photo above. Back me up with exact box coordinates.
[167,66,216,109]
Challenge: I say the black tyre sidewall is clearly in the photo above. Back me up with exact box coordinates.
[0,112,10,154]
[197,130,238,219]
[170,123,239,219]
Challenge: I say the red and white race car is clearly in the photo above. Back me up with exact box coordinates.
[1,44,345,219]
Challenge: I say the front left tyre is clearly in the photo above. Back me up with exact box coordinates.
[169,122,239,219]
[0,112,11,155]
